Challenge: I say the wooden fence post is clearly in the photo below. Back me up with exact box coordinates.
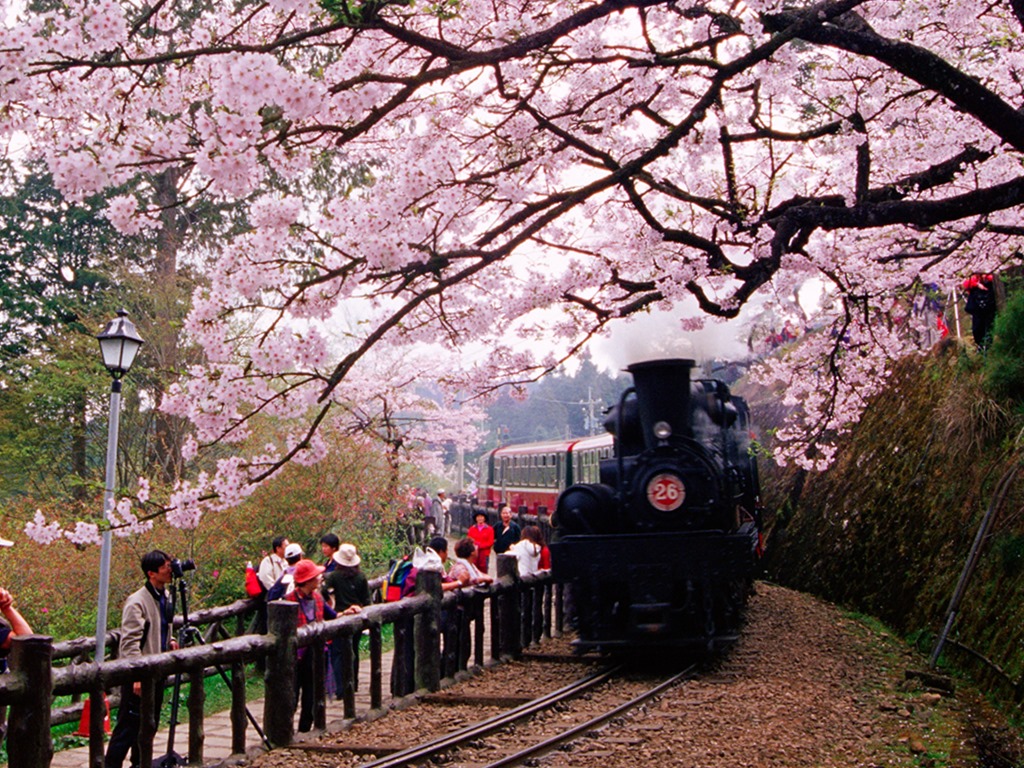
[543,582,553,639]
[187,664,205,763]
[264,600,298,747]
[532,583,544,645]
[497,555,521,660]
[312,641,326,731]
[554,582,564,638]
[138,677,158,768]
[457,594,472,674]
[339,632,356,719]
[489,587,500,663]
[7,635,53,768]
[369,623,382,711]
[230,661,247,755]
[87,683,105,768]
[391,615,413,698]
[521,582,534,648]
[473,596,486,668]
[414,570,441,693]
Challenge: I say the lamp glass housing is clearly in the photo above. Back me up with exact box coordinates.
[97,310,144,378]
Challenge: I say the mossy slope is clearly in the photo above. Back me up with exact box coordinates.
[756,341,1024,693]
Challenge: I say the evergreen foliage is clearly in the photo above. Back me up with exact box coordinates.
[983,291,1024,404]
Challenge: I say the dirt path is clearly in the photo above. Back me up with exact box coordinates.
[243,583,1021,768]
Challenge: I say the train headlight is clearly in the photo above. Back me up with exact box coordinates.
[653,420,673,440]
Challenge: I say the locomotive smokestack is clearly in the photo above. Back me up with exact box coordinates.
[626,358,695,448]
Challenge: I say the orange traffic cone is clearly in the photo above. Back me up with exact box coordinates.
[75,694,112,737]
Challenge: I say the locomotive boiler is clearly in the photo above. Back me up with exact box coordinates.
[549,358,763,653]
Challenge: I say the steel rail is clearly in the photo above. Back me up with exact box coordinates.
[356,664,623,768]
[482,664,698,768]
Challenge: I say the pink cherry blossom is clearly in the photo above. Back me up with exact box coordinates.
[4,0,1020,540]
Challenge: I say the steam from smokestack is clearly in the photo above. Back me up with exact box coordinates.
[589,303,751,372]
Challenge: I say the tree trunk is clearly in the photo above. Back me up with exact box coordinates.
[146,168,189,483]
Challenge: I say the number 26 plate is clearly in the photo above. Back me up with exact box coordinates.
[647,473,685,512]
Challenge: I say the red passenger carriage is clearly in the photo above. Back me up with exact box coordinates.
[476,434,613,514]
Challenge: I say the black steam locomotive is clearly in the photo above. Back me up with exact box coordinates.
[550,358,763,653]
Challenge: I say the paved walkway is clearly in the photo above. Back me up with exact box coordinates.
[50,649,398,768]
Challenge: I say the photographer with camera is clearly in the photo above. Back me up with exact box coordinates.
[105,550,182,768]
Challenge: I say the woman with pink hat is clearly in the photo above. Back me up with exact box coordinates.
[285,559,336,732]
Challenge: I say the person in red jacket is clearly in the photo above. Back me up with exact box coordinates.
[962,273,997,349]
[467,511,495,572]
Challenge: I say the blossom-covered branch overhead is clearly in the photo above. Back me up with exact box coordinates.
[5,0,1023,537]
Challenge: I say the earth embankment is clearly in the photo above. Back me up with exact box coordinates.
[749,340,1024,705]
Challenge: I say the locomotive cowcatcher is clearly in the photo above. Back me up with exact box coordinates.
[549,358,763,653]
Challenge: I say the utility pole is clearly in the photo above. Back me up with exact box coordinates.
[581,387,602,436]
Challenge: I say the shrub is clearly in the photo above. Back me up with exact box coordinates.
[0,418,444,640]
[983,291,1024,403]
[937,366,1007,456]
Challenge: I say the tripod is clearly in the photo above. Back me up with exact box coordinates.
[153,577,271,768]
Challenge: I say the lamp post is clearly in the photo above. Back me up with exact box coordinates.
[94,309,144,662]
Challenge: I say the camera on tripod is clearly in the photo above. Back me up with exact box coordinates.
[170,558,196,579]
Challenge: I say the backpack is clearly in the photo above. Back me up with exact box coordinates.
[381,555,414,602]
[970,287,994,313]
[244,561,265,598]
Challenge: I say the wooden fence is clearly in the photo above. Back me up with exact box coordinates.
[0,554,563,768]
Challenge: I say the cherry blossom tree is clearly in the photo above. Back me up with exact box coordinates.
[5,0,1023,539]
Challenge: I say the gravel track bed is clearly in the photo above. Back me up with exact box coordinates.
[446,674,673,766]
[245,583,1019,768]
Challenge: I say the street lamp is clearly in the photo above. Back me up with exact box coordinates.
[95,309,144,662]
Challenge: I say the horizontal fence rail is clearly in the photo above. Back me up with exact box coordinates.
[0,530,564,768]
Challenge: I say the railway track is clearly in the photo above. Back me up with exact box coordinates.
[468,665,697,768]
[293,659,697,768]
[251,584,979,768]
